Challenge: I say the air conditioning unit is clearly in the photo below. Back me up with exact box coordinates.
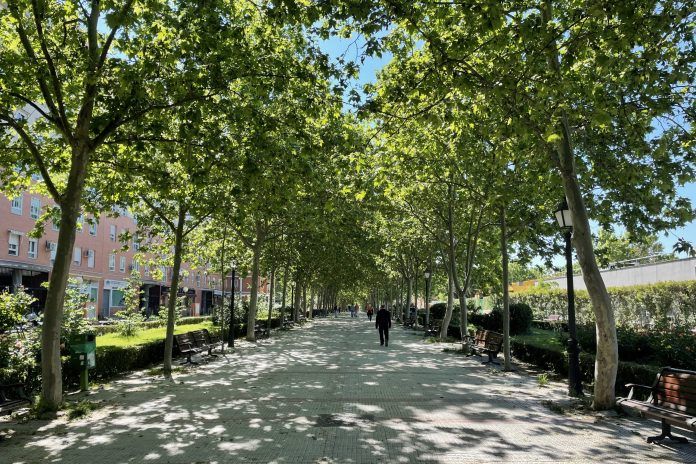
[84,249,90,257]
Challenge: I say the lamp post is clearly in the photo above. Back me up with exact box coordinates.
[228,260,236,348]
[554,199,583,397]
[424,269,431,328]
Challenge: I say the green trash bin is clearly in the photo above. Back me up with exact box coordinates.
[68,333,96,390]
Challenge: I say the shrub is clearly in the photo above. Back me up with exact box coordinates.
[0,287,35,332]
[510,338,658,393]
[512,280,696,328]
[560,323,696,371]
[509,303,533,335]
[469,304,532,335]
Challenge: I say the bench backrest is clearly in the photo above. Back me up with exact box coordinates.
[654,367,696,415]
[202,328,219,344]
[190,330,208,348]
[547,314,561,321]
[473,330,503,350]
[174,332,194,348]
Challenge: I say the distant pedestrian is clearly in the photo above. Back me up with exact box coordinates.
[334,305,339,318]
[375,304,392,347]
[366,305,374,322]
[353,303,359,318]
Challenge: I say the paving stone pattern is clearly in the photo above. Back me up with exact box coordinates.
[2,315,695,463]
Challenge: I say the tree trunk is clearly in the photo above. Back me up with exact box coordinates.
[542,0,618,409]
[281,267,288,323]
[501,206,512,370]
[163,205,186,379]
[441,269,454,340]
[266,268,275,332]
[247,241,261,341]
[404,277,412,323]
[219,226,227,344]
[414,272,419,327]
[40,187,82,409]
[302,285,307,319]
[293,279,301,322]
[309,287,315,319]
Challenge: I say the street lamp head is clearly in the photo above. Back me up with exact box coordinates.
[554,198,573,230]
[230,259,237,270]
[424,269,431,279]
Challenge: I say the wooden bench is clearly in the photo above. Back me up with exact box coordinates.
[174,332,201,365]
[190,330,217,357]
[282,320,294,329]
[423,320,442,338]
[0,383,31,416]
[202,328,221,349]
[465,329,504,365]
[616,367,696,443]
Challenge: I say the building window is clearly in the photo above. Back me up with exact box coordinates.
[132,260,139,272]
[8,232,20,256]
[145,265,150,276]
[73,247,82,265]
[30,198,40,219]
[52,219,59,231]
[49,242,57,262]
[28,238,38,259]
[108,254,115,271]
[11,196,23,215]
[109,225,116,241]
[111,290,125,308]
[133,234,140,251]
[119,256,126,273]
[196,273,201,288]
[88,220,97,236]
[87,249,95,268]
[76,214,84,232]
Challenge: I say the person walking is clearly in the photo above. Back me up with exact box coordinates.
[375,304,391,347]
[366,304,374,322]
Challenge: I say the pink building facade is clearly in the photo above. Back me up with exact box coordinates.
[0,190,267,319]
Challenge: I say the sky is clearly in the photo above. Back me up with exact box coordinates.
[320,35,696,257]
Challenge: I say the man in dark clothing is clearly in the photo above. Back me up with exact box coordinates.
[375,305,392,347]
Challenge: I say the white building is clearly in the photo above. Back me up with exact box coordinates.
[545,257,696,290]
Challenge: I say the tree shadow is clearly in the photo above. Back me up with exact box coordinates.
[1,316,694,463]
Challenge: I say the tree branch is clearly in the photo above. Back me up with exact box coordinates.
[0,112,62,203]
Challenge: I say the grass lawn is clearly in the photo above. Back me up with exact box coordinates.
[512,327,565,351]
[97,321,216,347]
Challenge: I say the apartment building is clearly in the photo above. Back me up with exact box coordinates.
[0,190,267,319]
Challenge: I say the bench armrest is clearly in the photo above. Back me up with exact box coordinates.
[625,383,653,400]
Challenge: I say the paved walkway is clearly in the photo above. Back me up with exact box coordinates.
[2,316,695,463]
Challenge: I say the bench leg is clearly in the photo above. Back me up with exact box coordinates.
[647,420,688,444]
[481,352,500,365]
[179,353,199,366]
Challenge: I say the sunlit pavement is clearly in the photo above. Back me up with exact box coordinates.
[2,315,694,463]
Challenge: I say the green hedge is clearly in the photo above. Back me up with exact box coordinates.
[510,339,659,394]
[90,316,214,335]
[512,280,696,327]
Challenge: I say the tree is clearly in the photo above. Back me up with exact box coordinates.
[0,0,262,408]
[354,0,694,410]
[594,229,667,268]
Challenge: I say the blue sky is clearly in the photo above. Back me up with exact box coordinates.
[320,36,696,256]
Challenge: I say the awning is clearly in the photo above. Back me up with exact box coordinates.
[8,229,24,236]
[0,260,51,273]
